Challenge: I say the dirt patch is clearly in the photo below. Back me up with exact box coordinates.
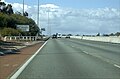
[0,42,44,79]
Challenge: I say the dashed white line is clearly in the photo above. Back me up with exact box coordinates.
[71,46,75,47]
[83,51,89,54]
[114,64,120,69]
[83,51,120,69]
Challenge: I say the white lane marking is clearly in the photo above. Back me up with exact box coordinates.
[114,64,120,69]
[71,46,75,47]
[10,41,48,79]
[83,51,89,54]
[83,51,120,69]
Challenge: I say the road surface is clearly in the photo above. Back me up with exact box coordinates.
[17,38,120,79]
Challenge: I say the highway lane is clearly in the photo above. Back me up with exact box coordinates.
[62,38,120,65]
[17,38,120,79]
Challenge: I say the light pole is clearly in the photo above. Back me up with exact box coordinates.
[23,0,24,16]
[47,9,50,36]
[37,0,39,28]
[46,8,57,36]
[37,0,41,35]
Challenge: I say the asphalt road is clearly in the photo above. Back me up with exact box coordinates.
[17,38,120,79]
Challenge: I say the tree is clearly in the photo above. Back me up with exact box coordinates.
[109,33,114,36]
[23,11,28,16]
[115,32,120,36]
[6,4,13,14]
[0,1,39,36]
[0,13,8,28]
[15,11,22,15]
[0,27,21,37]
[0,2,13,14]
[0,2,6,13]
[68,34,73,36]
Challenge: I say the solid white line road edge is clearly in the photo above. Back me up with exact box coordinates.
[10,41,48,79]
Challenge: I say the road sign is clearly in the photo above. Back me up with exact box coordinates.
[17,25,29,32]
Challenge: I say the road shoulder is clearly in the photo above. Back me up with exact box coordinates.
[0,41,44,79]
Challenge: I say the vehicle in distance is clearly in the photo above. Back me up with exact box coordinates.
[0,52,5,56]
[57,34,62,38]
[52,34,57,39]
[65,35,70,38]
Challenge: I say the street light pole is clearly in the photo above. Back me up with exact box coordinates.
[47,8,52,36]
[47,8,57,36]
[47,9,50,36]
[23,0,24,16]
[37,0,40,31]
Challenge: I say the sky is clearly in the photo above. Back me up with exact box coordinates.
[2,0,120,35]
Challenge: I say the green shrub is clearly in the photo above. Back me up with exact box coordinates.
[0,27,21,37]
[0,13,40,36]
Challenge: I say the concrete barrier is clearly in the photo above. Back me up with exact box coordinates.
[71,36,120,43]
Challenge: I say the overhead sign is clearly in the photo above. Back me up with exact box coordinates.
[17,25,29,32]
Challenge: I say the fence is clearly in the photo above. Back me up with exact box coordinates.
[2,36,39,41]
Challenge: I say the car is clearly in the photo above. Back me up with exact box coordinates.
[0,52,5,56]
[65,35,70,38]
[52,34,57,39]
[57,34,62,38]
[57,35,61,38]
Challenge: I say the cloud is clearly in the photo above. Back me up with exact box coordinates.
[12,3,31,13]
[40,4,59,9]
[49,7,120,34]
[0,0,5,2]
[5,2,120,35]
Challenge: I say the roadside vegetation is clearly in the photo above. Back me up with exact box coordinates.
[103,32,120,36]
[0,1,39,37]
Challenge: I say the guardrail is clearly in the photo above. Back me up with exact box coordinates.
[71,36,120,43]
